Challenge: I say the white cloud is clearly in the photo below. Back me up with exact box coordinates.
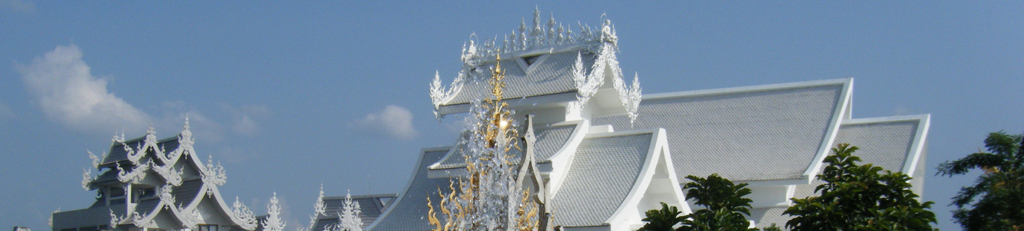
[16,45,234,141]
[222,103,271,137]
[233,115,258,136]
[155,110,225,142]
[0,0,34,14]
[18,44,152,134]
[351,105,418,140]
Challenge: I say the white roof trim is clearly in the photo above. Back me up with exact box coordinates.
[644,78,852,100]
[544,120,590,199]
[539,120,589,164]
[800,78,854,184]
[365,146,451,231]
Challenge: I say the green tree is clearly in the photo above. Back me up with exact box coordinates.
[678,174,757,231]
[638,202,685,231]
[784,143,935,230]
[760,223,781,231]
[937,131,1024,231]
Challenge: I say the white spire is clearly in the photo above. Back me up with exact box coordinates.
[262,192,286,231]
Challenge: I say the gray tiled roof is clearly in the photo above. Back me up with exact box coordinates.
[761,118,923,230]
[431,122,577,170]
[834,120,919,172]
[791,118,921,198]
[173,179,205,208]
[89,169,120,187]
[134,199,161,215]
[592,83,845,182]
[551,133,653,227]
[101,135,181,167]
[370,149,454,231]
[313,194,397,230]
[443,51,596,106]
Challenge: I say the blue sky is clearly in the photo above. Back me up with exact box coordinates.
[1,1,1021,230]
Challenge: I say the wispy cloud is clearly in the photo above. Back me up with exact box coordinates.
[0,0,34,14]
[222,103,271,137]
[351,105,418,140]
[18,44,151,134]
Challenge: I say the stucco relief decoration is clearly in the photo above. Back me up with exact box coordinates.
[233,197,258,230]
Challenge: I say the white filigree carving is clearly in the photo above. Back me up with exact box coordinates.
[154,164,184,187]
[131,210,155,228]
[430,9,620,115]
[313,185,326,217]
[336,190,363,231]
[614,73,642,126]
[158,184,176,208]
[261,193,286,231]
[89,119,257,231]
[299,186,327,231]
[180,208,203,230]
[233,197,258,231]
[462,8,614,61]
[201,155,227,186]
[572,52,601,107]
[179,116,195,150]
[125,126,157,164]
[87,150,102,169]
[116,160,151,183]
[154,115,193,166]
[109,209,127,229]
[81,168,93,191]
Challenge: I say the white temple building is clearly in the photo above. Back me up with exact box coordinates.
[51,9,930,231]
[52,120,261,231]
[366,10,930,231]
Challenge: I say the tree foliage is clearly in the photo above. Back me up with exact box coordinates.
[639,202,685,231]
[937,131,1024,231]
[678,174,756,231]
[784,143,935,230]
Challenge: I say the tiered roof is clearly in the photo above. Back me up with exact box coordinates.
[54,119,259,231]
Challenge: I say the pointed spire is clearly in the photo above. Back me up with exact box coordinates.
[262,192,286,231]
[532,6,542,38]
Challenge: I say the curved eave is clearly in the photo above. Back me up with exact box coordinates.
[798,78,854,184]
[604,128,690,229]
[550,129,658,227]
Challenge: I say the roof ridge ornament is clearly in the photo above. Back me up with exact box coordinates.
[233,197,258,230]
[460,8,617,64]
[430,9,623,118]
